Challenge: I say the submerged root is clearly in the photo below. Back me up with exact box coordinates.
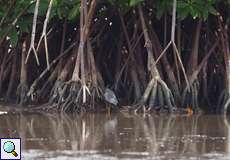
[218,90,230,113]
[136,78,175,113]
[16,83,29,105]
[182,80,200,111]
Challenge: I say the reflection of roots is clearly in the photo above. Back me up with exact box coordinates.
[137,78,175,112]
[218,90,230,113]
[182,80,199,111]
[16,83,28,105]
[49,80,103,112]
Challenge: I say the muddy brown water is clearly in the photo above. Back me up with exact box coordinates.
[1,107,230,159]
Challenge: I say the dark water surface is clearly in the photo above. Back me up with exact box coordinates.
[0,109,230,160]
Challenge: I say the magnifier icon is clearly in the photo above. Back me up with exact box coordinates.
[3,141,18,157]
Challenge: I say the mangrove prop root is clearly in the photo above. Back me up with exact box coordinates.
[25,0,40,65]
[26,42,77,100]
[64,0,100,109]
[49,80,66,105]
[182,80,200,110]
[38,80,54,102]
[218,90,230,113]
[16,83,29,105]
[46,63,105,111]
[58,82,98,112]
[136,5,175,113]
[148,81,158,108]
[60,82,82,112]
[136,78,175,112]
[36,0,54,69]
[49,79,104,112]
[17,39,28,105]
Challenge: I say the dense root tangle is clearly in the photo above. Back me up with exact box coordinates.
[51,80,103,112]
[138,77,175,112]
[137,3,177,112]
[57,81,86,112]
[16,83,29,105]
[48,80,65,105]
[50,0,104,112]
[182,80,199,110]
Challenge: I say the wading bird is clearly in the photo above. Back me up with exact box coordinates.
[104,88,118,114]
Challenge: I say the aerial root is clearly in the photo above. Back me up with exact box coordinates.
[36,0,54,69]
[37,79,54,102]
[57,81,82,112]
[135,78,175,113]
[88,85,103,109]
[149,81,157,108]
[182,80,200,111]
[218,90,230,113]
[49,80,65,104]
[25,0,40,65]
[16,83,28,105]
[82,84,91,103]
[48,80,104,112]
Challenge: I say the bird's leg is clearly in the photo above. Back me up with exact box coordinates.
[107,105,111,117]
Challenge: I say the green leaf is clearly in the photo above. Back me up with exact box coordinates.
[17,17,32,33]
[108,0,114,5]
[53,0,59,7]
[0,27,7,37]
[10,28,18,47]
[178,7,189,20]
[129,0,143,7]
[67,3,80,20]
[38,0,49,16]
[203,10,209,20]
[28,0,49,16]
[0,8,4,18]
[155,0,171,19]
[208,6,218,15]
[190,6,198,19]
[156,8,164,19]
[177,1,188,8]
[57,7,63,19]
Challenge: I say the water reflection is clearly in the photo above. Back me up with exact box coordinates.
[0,112,230,159]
